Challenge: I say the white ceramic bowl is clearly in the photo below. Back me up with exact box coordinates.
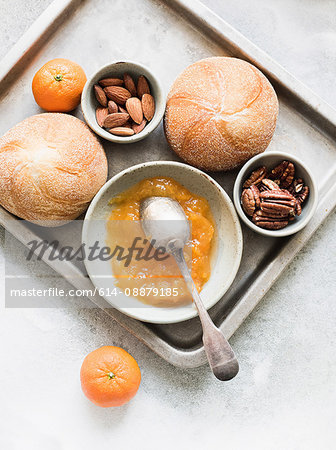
[81,61,165,143]
[82,161,243,324]
[233,152,318,237]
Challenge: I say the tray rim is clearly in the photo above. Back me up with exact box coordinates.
[1,0,336,368]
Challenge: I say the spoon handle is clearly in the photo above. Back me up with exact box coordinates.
[172,246,239,381]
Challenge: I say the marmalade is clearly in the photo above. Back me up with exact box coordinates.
[107,177,215,306]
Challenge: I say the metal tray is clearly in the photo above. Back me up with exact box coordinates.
[1,0,336,368]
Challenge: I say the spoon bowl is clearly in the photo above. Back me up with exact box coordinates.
[140,197,190,250]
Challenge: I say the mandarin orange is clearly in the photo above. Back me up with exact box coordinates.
[32,58,86,112]
[80,346,141,407]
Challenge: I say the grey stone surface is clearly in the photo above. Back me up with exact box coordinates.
[0,1,335,449]
[202,0,336,108]
[0,0,54,59]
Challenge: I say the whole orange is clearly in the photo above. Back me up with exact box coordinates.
[32,58,87,112]
[80,346,141,407]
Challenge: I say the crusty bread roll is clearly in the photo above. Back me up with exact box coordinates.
[0,113,107,225]
[164,57,278,171]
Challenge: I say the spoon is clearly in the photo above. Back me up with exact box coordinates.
[140,196,239,381]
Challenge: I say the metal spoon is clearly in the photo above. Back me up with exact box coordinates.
[140,196,239,381]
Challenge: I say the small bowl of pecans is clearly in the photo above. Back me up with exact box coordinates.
[81,61,165,143]
[233,152,318,237]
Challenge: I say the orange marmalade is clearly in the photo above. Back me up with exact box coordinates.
[107,177,215,307]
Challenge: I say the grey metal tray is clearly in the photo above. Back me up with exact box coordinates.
[1,0,336,367]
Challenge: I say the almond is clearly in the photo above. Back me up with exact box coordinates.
[141,94,155,121]
[109,127,135,136]
[96,107,108,127]
[94,84,107,107]
[126,97,143,124]
[137,75,150,97]
[123,73,137,96]
[104,86,131,104]
[99,78,123,87]
[118,105,128,114]
[103,113,129,128]
[132,118,147,134]
[108,100,118,114]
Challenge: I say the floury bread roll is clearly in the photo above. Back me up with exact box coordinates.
[0,113,108,225]
[164,57,279,171]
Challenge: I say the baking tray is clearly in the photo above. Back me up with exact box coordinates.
[1,0,336,368]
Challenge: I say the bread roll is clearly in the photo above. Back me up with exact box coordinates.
[0,113,108,225]
[164,57,278,171]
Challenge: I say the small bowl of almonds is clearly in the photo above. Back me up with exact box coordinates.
[233,152,318,237]
[81,61,165,143]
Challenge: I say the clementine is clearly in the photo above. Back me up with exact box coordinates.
[80,346,141,407]
[32,58,87,112]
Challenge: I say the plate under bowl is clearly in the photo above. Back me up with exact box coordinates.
[82,161,243,324]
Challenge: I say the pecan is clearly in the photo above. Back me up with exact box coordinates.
[259,190,296,202]
[295,201,302,216]
[259,189,296,226]
[261,194,296,208]
[293,185,309,216]
[270,161,295,188]
[261,178,281,191]
[252,210,289,230]
[241,185,260,216]
[253,209,286,219]
[260,202,295,217]
[243,166,267,188]
[253,220,289,230]
[288,178,304,195]
[296,185,309,204]
[288,178,309,215]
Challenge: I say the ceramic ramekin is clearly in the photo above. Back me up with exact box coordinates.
[81,61,165,143]
[82,161,243,324]
[233,152,318,237]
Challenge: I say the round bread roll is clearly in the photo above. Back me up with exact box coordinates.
[0,113,107,225]
[164,57,279,171]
